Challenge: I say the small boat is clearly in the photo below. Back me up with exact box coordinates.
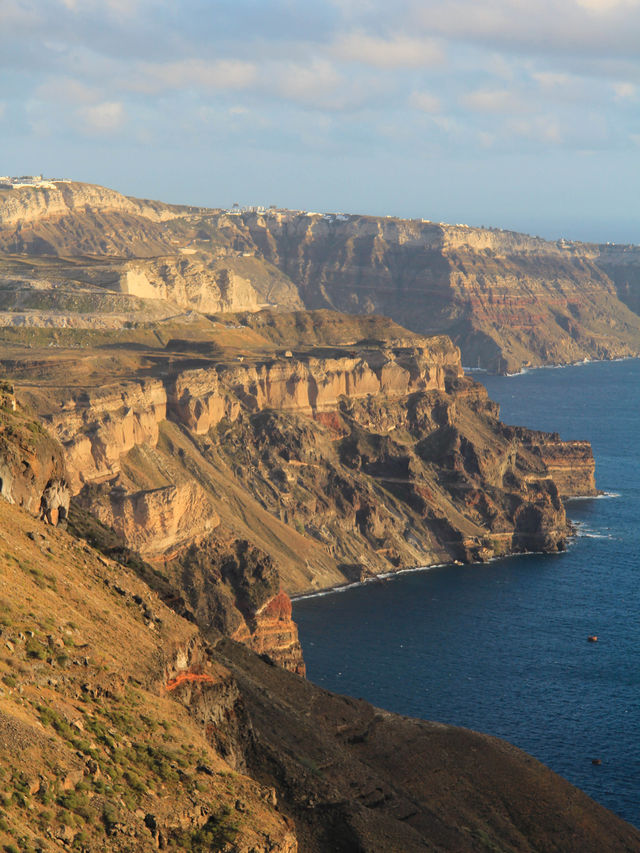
[587,635,598,643]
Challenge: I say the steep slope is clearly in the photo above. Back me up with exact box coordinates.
[0,382,69,523]
[191,211,640,373]
[6,312,596,606]
[218,639,640,853]
[1,478,639,852]
[595,243,640,316]
[0,498,298,852]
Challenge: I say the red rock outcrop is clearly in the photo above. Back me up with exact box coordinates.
[513,430,598,497]
[232,592,305,677]
[163,537,306,675]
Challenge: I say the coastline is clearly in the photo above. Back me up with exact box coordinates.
[291,489,620,603]
[463,354,638,378]
[292,545,572,603]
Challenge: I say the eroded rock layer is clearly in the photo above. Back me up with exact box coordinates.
[0,382,69,524]
[12,318,596,606]
[1,181,640,371]
[197,211,640,373]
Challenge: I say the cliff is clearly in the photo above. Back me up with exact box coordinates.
[197,211,640,373]
[0,382,69,524]
[2,180,640,371]
[3,308,600,680]
[1,493,638,851]
[12,315,595,602]
[595,243,640,316]
[119,255,302,314]
[508,427,597,498]
[0,181,185,256]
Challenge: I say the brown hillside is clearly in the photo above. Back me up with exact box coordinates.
[1,495,639,852]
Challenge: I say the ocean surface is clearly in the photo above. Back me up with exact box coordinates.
[293,359,640,827]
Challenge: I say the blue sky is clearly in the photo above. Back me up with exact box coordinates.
[2,0,640,241]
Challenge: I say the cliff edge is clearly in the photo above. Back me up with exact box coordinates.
[1,181,640,371]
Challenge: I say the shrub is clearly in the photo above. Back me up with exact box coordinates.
[25,638,46,660]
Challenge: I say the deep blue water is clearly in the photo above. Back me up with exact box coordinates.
[293,359,640,827]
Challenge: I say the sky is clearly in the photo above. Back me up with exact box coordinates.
[2,0,640,242]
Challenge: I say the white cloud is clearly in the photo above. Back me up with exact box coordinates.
[134,59,257,94]
[613,81,636,99]
[430,115,460,134]
[270,60,348,109]
[532,72,574,90]
[35,76,99,105]
[333,32,444,68]
[576,0,640,13]
[409,91,441,113]
[461,88,519,113]
[478,130,496,148]
[412,0,640,57]
[79,100,125,133]
[509,115,563,144]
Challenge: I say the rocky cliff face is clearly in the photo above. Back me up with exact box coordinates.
[15,323,595,599]
[0,382,69,524]
[2,181,640,372]
[170,337,460,430]
[507,427,597,497]
[165,537,306,675]
[48,378,167,493]
[199,211,640,373]
[0,182,182,228]
[8,313,599,674]
[120,255,303,314]
[595,243,640,316]
[0,182,185,256]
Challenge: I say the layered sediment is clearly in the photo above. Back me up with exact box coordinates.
[203,211,640,373]
[13,322,596,608]
[0,179,635,853]
[1,181,640,372]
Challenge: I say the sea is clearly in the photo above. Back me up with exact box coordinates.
[293,358,640,827]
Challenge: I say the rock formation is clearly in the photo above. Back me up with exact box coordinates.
[1,181,640,371]
[120,255,302,314]
[13,314,596,601]
[197,211,640,373]
[2,305,599,676]
[0,179,636,850]
[0,382,69,524]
